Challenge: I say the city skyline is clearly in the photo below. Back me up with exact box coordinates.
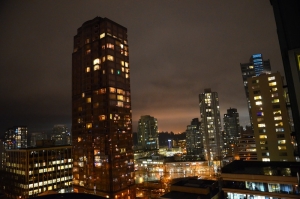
[0,1,284,134]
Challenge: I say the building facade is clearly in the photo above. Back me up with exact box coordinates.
[4,126,28,149]
[199,88,223,161]
[137,115,159,150]
[3,144,72,198]
[185,118,202,156]
[72,17,135,198]
[30,132,47,147]
[248,72,295,161]
[221,160,300,199]
[270,0,300,156]
[237,126,257,161]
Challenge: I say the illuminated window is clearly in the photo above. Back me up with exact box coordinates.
[125,74,129,78]
[106,43,114,49]
[99,115,106,121]
[271,93,278,97]
[86,49,91,54]
[117,101,124,107]
[78,137,82,142]
[254,96,262,100]
[274,116,282,120]
[259,135,267,139]
[258,123,266,128]
[262,158,270,162]
[125,62,129,67]
[107,55,114,61]
[102,56,106,62]
[110,87,116,93]
[273,110,281,115]
[249,65,253,69]
[268,76,275,81]
[117,95,124,101]
[93,58,100,65]
[257,111,264,116]
[94,65,100,71]
[100,33,105,39]
[252,79,259,84]
[271,87,278,92]
[86,123,92,129]
[255,101,262,105]
[86,67,90,72]
[278,146,286,150]
[261,146,268,150]
[120,148,126,153]
[275,122,283,127]
[278,140,286,144]
[260,141,267,144]
[82,93,85,98]
[269,82,277,86]
[276,128,284,132]
[262,152,269,156]
[257,118,264,122]
[259,129,266,133]
[272,99,279,103]
[100,88,106,94]
[86,98,91,103]
[111,69,114,74]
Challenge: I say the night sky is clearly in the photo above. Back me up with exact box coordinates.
[0,0,284,135]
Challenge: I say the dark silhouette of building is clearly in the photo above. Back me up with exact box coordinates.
[71,17,134,198]
[185,118,202,156]
[137,115,159,150]
[270,0,300,156]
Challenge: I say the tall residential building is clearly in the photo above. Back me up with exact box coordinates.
[240,54,271,124]
[185,118,202,156]
[72,17,134,198]
[270,0,300,156]
[50,125,70,145]
[4,126,28,149]
[248,72,295,161]
[137,115,158,150]
[199,88,223,161]
[223,108,240,139]
[3,143,73,198]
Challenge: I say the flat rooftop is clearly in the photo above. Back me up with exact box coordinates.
[222,160,300,177]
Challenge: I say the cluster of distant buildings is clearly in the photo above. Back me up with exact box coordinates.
[135,53,297,163]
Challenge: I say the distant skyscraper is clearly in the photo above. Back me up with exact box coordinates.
[30,132,47,147]
[240,54,271,124]
[72,17,134,198]
[51,125,70,145]
[248,72,295,161]
[270,0,300,156]
[199,88,223,161]
[223,108,240,139]
[4,126,28,149]
[137,115,158,150]
[186,118,202,156]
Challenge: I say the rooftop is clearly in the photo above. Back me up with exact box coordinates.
[222,160,300,177]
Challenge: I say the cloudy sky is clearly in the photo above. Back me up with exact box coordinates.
[0,0,284,134]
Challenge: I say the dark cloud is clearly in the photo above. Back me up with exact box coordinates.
[0,0,283,134]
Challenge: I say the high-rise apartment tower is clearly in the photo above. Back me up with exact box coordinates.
[186,118,202,156]
[240,54,271,124]
[248,72,294,161]
[137,115,158,150]
[199,89,223,161]
[72,17,135,198]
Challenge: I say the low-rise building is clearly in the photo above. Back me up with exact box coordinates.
[221,160,300,199]
[3,142,72,198]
